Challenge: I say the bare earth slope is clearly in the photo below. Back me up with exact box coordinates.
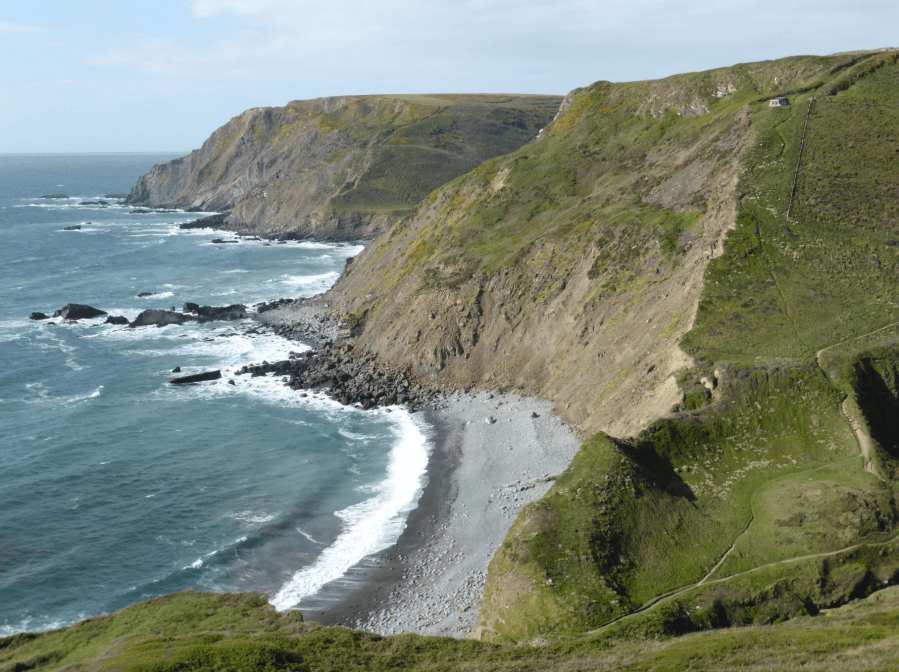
[126,94,561,241]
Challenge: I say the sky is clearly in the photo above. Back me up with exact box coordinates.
[1,1,896,153]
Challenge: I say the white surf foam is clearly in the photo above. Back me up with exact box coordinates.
[295,528,323,545]
[278,272,340,288]
[270,410,430,610]
[229,511,279,524]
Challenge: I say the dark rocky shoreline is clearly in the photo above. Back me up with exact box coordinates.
[235,343,442,413]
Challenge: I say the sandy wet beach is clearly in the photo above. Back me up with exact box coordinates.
[315,390,582,638]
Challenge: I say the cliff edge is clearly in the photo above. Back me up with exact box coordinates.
[126,94,561,241]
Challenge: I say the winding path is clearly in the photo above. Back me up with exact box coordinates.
[587,323,899,636]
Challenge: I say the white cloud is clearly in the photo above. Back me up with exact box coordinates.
[83,0,899,96]
[0,21,54,34]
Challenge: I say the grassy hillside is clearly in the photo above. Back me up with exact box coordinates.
[318,49,899,643]
[4,587,899,671]
[477,50,899,641]
[126,94,561,240]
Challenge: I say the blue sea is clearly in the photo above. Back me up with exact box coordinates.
[0,154,430,635]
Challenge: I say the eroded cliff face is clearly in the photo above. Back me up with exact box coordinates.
[127,94,561,241]
[325,99,754,438]
[325,49,899,646]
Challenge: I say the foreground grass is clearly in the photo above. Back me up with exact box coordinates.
[4,588,899,671]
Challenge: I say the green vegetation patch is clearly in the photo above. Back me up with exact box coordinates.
[683,56,899,362]
[480,358,899,641]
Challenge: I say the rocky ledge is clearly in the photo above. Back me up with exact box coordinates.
[236,343,442,412]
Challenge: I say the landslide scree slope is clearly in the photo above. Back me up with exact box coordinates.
[125,94,561,241]
[324,49,899,641]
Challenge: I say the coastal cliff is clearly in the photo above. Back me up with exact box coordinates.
[7,49,899,670]
[323,49,899,640]
[126,94,561,240]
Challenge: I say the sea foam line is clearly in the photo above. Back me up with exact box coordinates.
[270,411,430,610]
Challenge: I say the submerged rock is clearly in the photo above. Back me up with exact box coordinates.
[63,225,82,231]
[53,304,107,320]
[169,370,222,384]
[104,315,130,325]
[30,312,49,320]
[128,309,192,328]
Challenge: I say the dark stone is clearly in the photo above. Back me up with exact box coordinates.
[128,309,192,328]
[210,238,238,244]
[104,315,130,325]
[30,312,49,320]
[137,292,155,297]
[194,304,248,322]
[183,302,200,312]
[178,212,230,230]
[172,366,182,373]
[63,225,82,231]
[228,380,236,386]
[168,370,222,384]
[40,194,68,199]
[53,304,108,320]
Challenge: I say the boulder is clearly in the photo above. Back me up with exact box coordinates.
[210,238,238,244]
[128,309,193,328]
[104,315,130,325]
[53,304,108,320]
[178,212,230,230]
[168,370,222,384]
[195,304,248,322]
[63,225,82,231]
[183,302,200,313]
[137,292,155,298]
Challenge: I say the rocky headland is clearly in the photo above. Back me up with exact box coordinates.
[125,94,561,241]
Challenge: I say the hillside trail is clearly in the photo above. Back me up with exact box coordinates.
[588,516,899,636]
[815,319,899,482]
[586,314,899,638]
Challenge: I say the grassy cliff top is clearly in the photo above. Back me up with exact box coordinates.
[3,586,899,671]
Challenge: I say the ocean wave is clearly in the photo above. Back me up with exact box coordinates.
[277,272,340,289]
[0,613,89,638]
[270,410,430,610]
[229,510,280,524]
[338,430,376,441]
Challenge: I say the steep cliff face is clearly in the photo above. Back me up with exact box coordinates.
[324,50,899,641]
[326,76,759,437]
[126,94,561,240]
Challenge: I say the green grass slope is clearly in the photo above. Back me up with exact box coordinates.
[478,49,899,642]
[5,587,899,671]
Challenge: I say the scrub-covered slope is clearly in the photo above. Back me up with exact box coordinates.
[478,50,899,641]
[322,49,899,641]
[126,94,561,240]
[5,587,899,671]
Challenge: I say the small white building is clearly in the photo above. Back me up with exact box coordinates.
[769,97,790,107]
